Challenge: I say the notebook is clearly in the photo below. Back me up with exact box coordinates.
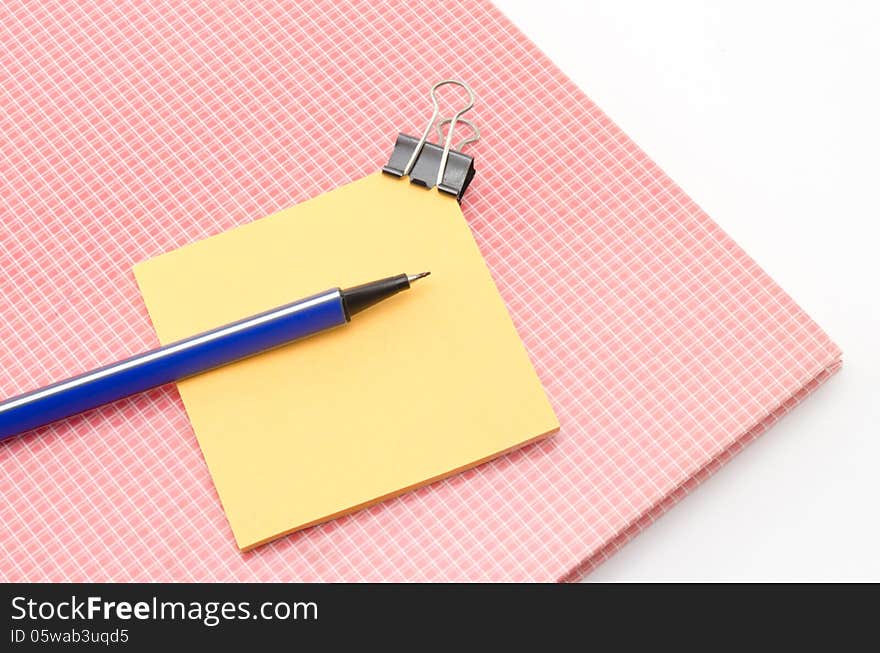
[0,0,840,581]
[132,173,559,550]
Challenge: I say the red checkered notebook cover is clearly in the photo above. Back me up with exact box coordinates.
[0,0,840,581]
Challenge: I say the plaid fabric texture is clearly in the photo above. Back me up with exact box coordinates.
[0,0,840,581]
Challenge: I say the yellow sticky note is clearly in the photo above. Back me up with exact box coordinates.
[133,173,558,550]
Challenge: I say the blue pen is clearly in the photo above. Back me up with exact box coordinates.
[0,271,430,442]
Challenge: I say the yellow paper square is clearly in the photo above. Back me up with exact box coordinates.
[133,173,558,550]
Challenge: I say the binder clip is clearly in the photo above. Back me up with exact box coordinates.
[383,80,480,202]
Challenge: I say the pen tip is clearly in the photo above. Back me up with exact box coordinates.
[407,271,431,284]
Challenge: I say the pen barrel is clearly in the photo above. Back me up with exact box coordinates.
[0,288,347,442]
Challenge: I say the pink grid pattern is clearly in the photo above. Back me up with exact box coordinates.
[0,0,840,582]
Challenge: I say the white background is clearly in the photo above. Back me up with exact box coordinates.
[493,0,879,581]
